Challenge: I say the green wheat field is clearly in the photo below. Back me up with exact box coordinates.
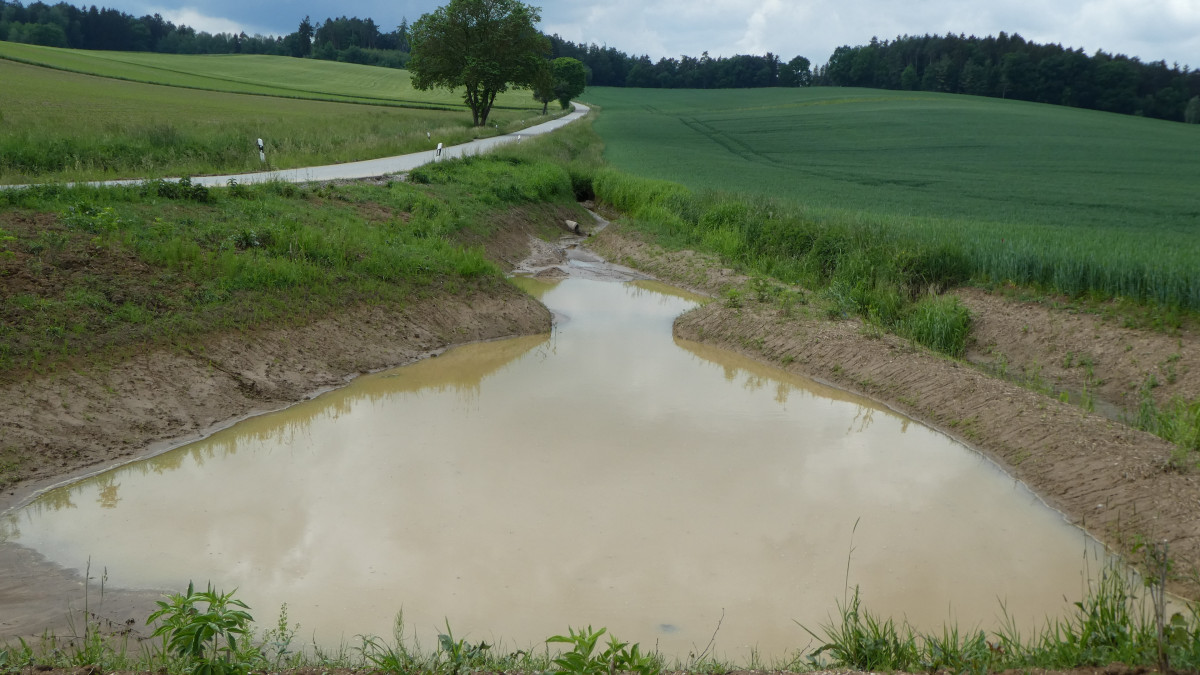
[584,87,1200,308]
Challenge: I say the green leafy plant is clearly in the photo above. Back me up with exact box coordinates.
[256,603,300,670]
[145,177,211,202]
[436,619,491,675]
[0,639,34,675]
[356,611,418,674]
[547,626,661,675]
[722,287,743,308]
[146,581,255,675]
[0,227,15,260]
[62,202,122,233]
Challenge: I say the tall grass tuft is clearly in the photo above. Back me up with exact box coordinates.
[1133,376,1200,466]
[802,586,920,672]
[901,295,973,357]
[804,565,1200,673]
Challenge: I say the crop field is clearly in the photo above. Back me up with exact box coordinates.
[0,57,551,183]
[0,41,538,111]
[584,87,1200,310]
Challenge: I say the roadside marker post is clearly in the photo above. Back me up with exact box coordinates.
[435,142,443,160]
[257,138,265,163]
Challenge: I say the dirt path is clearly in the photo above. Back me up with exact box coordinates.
[589,225,1200,599]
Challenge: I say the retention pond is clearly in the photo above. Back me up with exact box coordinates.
[3,276,1106,660]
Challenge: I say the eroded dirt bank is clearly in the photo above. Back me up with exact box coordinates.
[0,284,550,515]
[590,225,1200,599]
[0,200,585,513]
[0,283,550,640]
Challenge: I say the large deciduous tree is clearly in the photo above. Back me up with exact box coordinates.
[408,0,550,127]
[552,56,587,109]
[531,61,555,114]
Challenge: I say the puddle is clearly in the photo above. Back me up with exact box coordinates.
[2,278,1107,660]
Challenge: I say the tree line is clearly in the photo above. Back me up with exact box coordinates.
[0,0,412,68]
[547,35,813,89]
[822,33,1200,123]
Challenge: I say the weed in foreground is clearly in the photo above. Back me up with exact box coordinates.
[546,626,662,675]
[10,568,1200,675]
[801,586,920,672]
[147,581,255,675]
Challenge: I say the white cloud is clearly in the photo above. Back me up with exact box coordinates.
[151,6,267,36]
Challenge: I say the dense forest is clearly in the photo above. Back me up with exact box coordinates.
[2,0,1198,122]
[547,35,813,88]
[0,0,412,67]
[822,33,1200,123]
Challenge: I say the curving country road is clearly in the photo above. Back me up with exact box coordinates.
[5,103,590,189]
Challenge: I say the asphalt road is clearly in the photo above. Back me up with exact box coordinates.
[4,103,590,189]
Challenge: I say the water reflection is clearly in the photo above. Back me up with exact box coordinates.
[9,278,1105,661]
[676,337,886,429]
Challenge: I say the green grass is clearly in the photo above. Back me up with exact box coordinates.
[7,564,1200,675]
[0,41,541,111]
[591,167,980,355]
[585,87,1200,232]
[1133,374,1200,467]
[0,58,554,184]
[0,152,577,379]
[803,566,1199,673]
[584,87,1200,310]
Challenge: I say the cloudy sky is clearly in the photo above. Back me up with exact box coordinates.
[101,0,1199,67]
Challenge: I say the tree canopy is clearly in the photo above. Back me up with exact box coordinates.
[818,33,1200,123]
[552,57,586,109]
[408,0,549,126]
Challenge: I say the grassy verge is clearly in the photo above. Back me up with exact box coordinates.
[0,151,580,382]
[5,560,1200,675]
[804,564,1200,674]
[591,168,978,356]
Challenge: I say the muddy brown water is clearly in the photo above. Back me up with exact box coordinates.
[2,278,1108,661]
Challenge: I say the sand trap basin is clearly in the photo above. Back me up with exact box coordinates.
[3,278,1105,660]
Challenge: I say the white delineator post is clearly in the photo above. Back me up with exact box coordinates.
[257,138,265,163]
